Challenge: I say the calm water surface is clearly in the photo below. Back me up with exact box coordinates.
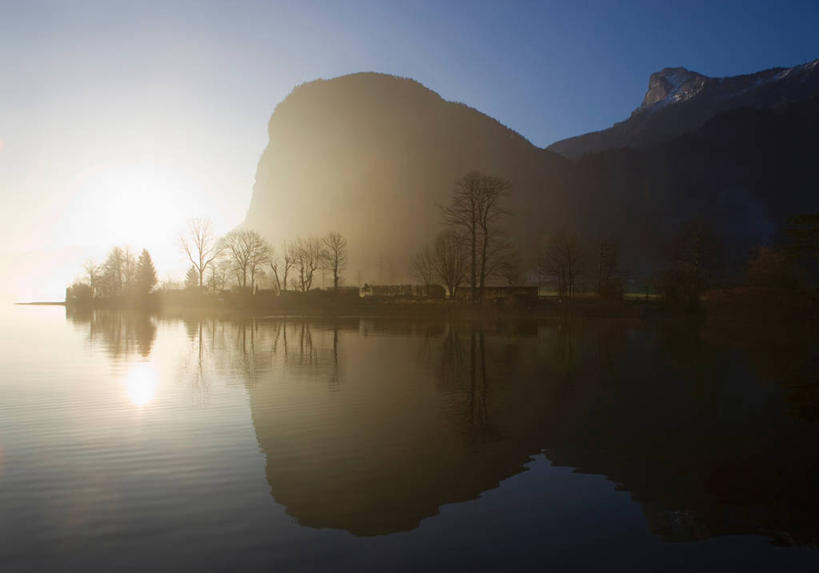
[1,305,817,572]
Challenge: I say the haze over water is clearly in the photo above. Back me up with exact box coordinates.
[1,305,817,572]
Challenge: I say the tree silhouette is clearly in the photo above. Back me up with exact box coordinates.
[100,246,126,297]
[411,245,435,296]
[135,249,158,295]
[322,232,348,291]
[180,218,222,288]
[207,261,229,292]
[658,220,721,309]
[247,233,273,292]
[184,265,199,289]
[292,236,324,292]
[83,259,100,298]
[539,231,582,300]
[433,231,469,298]
[442,171,512,301]
[221,229,272,290]
[123,246,137,295]
[270,241,296,293]
[596,239,621,298]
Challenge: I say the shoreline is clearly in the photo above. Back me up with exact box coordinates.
[59,295,661,321]
[23,286,818,327]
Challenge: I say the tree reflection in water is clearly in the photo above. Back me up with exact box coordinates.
[65,310,819,546]
[246,318,819,544]
[66,307,157,359]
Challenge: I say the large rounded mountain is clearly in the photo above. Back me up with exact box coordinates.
[245,73,570,284]
[246,70,819,285]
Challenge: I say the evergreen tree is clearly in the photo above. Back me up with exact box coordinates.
[184,265,200,289]
[135,249,158,295]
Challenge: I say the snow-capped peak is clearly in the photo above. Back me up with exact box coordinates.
[640,67,708,109]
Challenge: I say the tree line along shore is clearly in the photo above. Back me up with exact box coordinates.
[64,172,818,321]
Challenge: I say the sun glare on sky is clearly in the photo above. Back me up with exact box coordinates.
[67,161,203,253]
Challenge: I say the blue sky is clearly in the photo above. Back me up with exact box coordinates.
[4,1,818,145]
[1,0,818,298]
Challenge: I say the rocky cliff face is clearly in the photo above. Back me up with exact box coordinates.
[245,69,819,285]
[640,67,708,107]
[245,73,570,284]
[548,59,819,158]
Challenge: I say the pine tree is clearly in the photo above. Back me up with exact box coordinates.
[184,265,200,289]
[135,249,158,295]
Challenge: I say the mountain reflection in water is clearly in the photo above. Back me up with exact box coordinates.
[63,311,819,545]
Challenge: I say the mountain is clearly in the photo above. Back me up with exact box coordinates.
[548,60,819,158]
[245,73,571,284]
[246,69,819,285]
[248,321,546,536]
[568,95,819,275]
[245,319,819,543]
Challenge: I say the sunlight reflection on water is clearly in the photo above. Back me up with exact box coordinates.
[1,307,818,572]
[126,363,157,407]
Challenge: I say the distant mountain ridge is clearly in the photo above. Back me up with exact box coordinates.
[548,59,819,158]
[246,67,819,284]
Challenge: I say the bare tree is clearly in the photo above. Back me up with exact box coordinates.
[213,258,234,291]
[221,230,252,288]
[668,220,719,293]
[596,239,621,298]
[83,259,100,298]
[322,232,348,291]
[123,246,137,295]
[270,241,296,293]
[207,261,228,292]
[248,234,273,292]
[180,218,222,288]
[99,246,126,297]
[482,236,519,286]
[292,236,324,292]
[411,245,436,295]
[539,231,582,300]
[433,231,469,298]
[658,219,721,309]
[442,171,512,301]
[221,229,272,291]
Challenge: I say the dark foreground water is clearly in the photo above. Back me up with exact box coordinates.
[1,305,818,572]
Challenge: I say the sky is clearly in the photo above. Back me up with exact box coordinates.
[1,0,818,300]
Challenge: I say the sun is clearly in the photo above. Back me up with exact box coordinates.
[64,160,209,271]
[126,363,158,407]
[96,162,191,244]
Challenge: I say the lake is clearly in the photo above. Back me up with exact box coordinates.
[1,305,817,572]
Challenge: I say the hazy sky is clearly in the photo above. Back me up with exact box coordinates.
[2,0,818,299]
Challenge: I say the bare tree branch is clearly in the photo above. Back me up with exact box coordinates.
[441,171,513,301]
[322,232,348,291]
[179,218,223,288]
